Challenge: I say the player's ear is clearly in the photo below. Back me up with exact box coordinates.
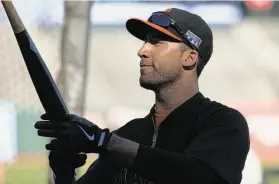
[182,49,198,68]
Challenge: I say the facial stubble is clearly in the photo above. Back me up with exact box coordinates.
[139,67,182,91]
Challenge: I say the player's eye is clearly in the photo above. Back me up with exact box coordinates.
[145,37,163,45]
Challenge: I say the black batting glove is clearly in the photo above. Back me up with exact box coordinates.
[49,149,87,184]
[34,113,112,154]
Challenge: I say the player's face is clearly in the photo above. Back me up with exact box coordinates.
[138,34,183,91]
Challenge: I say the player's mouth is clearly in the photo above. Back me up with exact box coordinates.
[140,65,154,74]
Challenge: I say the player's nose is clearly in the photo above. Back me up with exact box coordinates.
[137,42,152,59]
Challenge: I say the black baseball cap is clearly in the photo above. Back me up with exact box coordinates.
[126,8,213,66]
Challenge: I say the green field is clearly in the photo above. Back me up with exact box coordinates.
[4,154,97,184]
[4,154,279,184]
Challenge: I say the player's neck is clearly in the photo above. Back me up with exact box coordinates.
[154,78,198,110]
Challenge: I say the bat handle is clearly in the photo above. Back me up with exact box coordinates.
[1,0,25,33]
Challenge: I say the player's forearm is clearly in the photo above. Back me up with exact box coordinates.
[131,145,216,183]
[106,133,139,167]
[106,134,216,183]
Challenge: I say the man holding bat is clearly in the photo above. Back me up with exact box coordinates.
[35,8,250,184]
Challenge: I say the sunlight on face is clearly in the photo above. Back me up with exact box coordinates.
[138,35,184,91]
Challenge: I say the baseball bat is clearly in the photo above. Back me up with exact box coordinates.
[1,0,69,116]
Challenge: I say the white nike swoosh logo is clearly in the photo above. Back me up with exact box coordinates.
[77,125,95,141]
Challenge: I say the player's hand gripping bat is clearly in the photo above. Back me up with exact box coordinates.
[1,0,69,117]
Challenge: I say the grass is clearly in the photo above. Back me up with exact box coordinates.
[4,153,97,184]
[5,164,47,184]
[3,154,279,184]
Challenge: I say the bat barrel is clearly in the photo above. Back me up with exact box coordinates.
[1,0,69,117]
[1,1,25,33]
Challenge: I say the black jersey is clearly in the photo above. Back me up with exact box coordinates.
[77,92,250,184]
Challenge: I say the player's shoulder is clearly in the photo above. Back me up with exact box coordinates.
[200,95,248,130]
[201,97,243,118]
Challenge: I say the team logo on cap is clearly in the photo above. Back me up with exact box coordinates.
[186,30,202,49]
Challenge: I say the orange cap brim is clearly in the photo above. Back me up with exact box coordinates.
[126,18,182,42]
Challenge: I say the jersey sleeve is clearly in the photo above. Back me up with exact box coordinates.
[184,108,250,184]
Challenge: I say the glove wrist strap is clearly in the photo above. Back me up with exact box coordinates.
[98,128,112,154]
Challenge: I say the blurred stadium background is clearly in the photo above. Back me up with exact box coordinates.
[0,0,279,184]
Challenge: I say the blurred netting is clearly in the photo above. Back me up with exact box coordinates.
[0,24,62,152]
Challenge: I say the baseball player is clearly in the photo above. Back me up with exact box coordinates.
[35,8,250,184]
